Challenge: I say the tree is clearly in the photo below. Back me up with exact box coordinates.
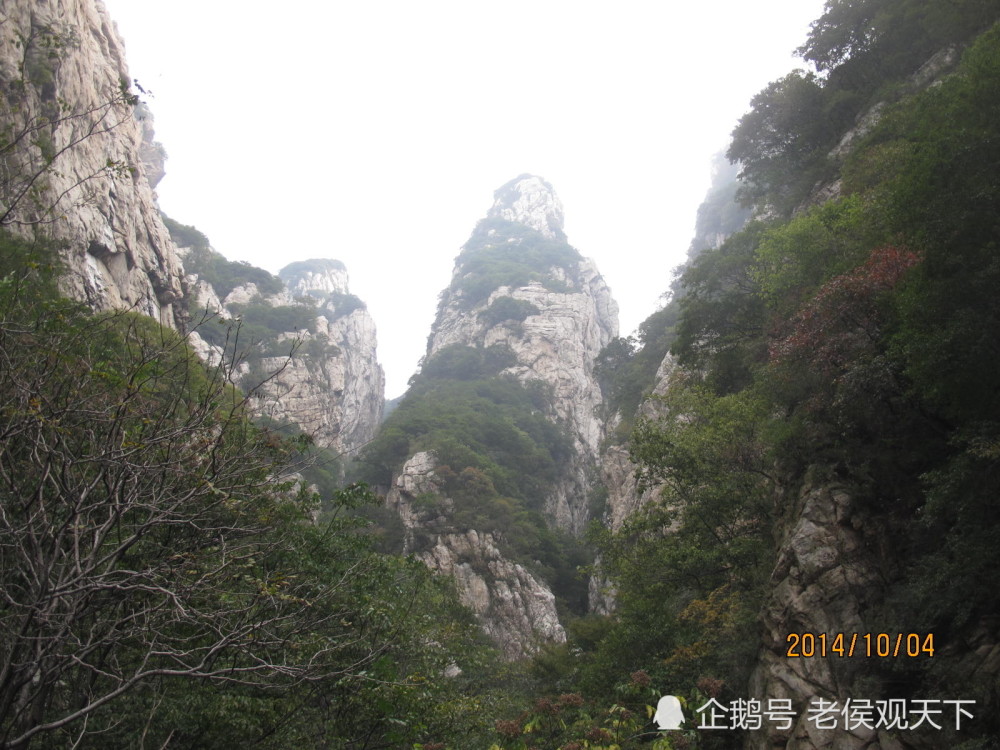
[672,222,770,394]
[727,71,841,212]
[0,236,418,747]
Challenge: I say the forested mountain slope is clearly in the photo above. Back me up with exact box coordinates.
[5,0,1000,747]
[358,174,618,658]
[580,3,1000,748]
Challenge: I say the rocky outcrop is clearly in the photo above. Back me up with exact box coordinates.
[427,175,618,532]
[747,476,887,750]
[247,304,384,456]
[591,352,679,613]
[273,260,384,454]
[136,103,167,191]
[181,252,385,457]
[488,173,567,240]
[280,258,350,299]
[381,176,615,651]
[388,452,566,660]
[0,0,186,328]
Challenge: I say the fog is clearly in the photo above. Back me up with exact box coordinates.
[103,0,827,396]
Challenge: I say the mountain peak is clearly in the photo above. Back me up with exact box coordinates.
[278,258,350,299]
[488,174,566,240]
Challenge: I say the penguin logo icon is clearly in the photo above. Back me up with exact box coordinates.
[653,695,685,730]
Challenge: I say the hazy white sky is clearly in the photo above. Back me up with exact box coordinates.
[102,0,827,397]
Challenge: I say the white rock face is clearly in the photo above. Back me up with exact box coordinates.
[250,304,385,456]
[280,261,350,299]
[387,453,566,660]
[488,174,566,240]
[0,0,186,328]
[186,258,385,458]
[746,479,884,750]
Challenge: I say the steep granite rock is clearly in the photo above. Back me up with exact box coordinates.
[601,353,679,531]
[247,305,384,456]
[387,452,566,660]
[272,260,384,454]
[591,352,679,613]
[426,175,618,532]
[0,0,186,327]
[374,176,614,652]
[747,477,887,750]
[177,243,384,457]
[488,173,567,240]
[280,258,350,299]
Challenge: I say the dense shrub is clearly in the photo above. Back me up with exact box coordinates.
[479,295,540,328]
[450,218,581,307]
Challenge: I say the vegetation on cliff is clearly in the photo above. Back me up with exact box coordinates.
[0,233,503,748]
[357,342,592,615]
[554,6,1000,748]
[448,217,582,308]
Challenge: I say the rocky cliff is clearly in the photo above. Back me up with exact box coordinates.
[387,452,565,660]
[746,477,886,750]
[428,174,618,533]
[275,260,384,455]
[0,1,384,459]
[369,175,618,656]
[0,0,185,327]
[180,247,384,457]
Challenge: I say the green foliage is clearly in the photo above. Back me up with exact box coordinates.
[490,674,717,749]
[228,300,317,335]
[359,369,567,504]
[730,0,1000,214]
[161,213,210,251]
[450,218,582,307]
[479,295,540,328]
[416,343,518,382]
[595,303,681,430]
[854,22,1000,422]
[671,222,770,394]
[0,232,501,747]
[800,0,1000,80]
[728,70,843,211]
[841,35,1000,735]
[572,382,774,725]
[630,19,1000,748]
[752,194,882,311]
